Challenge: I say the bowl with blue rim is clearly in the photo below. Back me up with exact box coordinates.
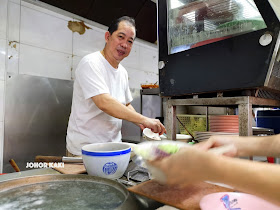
[82,142,131,179]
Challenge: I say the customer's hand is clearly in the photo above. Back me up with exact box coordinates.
[148,146,218,186]
[195,135,239,157]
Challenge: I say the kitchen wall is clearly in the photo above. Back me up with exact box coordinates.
[0,0,8,173]
[0,0,159,173]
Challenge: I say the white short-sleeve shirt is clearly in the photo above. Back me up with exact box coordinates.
[66,51,133,155]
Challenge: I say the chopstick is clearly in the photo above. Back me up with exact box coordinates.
[9,159,21,172]
[176,116,194,139]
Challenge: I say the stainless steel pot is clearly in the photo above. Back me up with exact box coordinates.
[0,174,145,210]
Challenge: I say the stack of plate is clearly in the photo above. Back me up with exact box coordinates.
[160,134,192,142]
[252,127,274,136]
[194,131,238,142]
[209,115,239,133]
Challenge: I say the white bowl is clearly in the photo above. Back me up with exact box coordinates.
[82,142,131,179]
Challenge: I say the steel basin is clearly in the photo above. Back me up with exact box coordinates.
[0,174,146,210]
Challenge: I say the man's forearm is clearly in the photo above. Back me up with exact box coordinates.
[126,103,136,112]
[92,94,145,124]
[126,104,142,126]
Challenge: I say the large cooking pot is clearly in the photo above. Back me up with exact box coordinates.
[0,174,145,209]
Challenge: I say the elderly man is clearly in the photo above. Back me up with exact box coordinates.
[66,16,165,156]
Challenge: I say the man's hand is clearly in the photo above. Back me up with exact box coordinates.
[142,118,166,135]
[126,103,166,134]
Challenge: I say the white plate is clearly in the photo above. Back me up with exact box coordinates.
[143,128,161,140]
[160,134,192,140]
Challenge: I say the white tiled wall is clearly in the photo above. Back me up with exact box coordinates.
[21,0,71,21]
[126,67,145,89]
[0,0,159,172]
[9,0,20,4]
[73,20,105,57]
[124,42,158,86]
[126,67,158,89]
[19,44,72,80]
[0,39,6,81]
[20,5,73,54]
[0,0,8,40]
[6,1,20,78]
[6,40,19,75]
[121,44,140,70]
[0,81,4,173]
[7,2,20,42]
[0,81,4,124]
[13,1,158,85]
[71,55,82,80]
[0,0,8,173]
[139,45,158,74]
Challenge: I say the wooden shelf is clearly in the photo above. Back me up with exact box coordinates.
[165,96,280,139]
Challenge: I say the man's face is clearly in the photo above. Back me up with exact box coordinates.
[105,21,136,63]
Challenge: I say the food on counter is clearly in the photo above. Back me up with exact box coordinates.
[141,83,159,89]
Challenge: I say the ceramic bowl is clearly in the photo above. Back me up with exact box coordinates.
[200,192,279,210]
[82,142,131,179]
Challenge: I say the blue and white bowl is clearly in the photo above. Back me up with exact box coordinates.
[82,142,131,179]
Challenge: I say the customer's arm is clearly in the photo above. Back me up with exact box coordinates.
[196,134,280,157]
[150,146,280,206]
[92,93,166,134]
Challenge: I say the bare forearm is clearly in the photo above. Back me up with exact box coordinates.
[126,104,141,126]
[93,94,145,124]
[150,147,280,205]
[92,94,166,134]
[236,134,280,157]
[209,156,280,205]
[203,135,280,158]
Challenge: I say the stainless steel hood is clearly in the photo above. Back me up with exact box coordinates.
[3,75,73,173]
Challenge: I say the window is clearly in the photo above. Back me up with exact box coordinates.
[168,0,267,54]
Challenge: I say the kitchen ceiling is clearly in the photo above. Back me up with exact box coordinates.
[39,0,158,43]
